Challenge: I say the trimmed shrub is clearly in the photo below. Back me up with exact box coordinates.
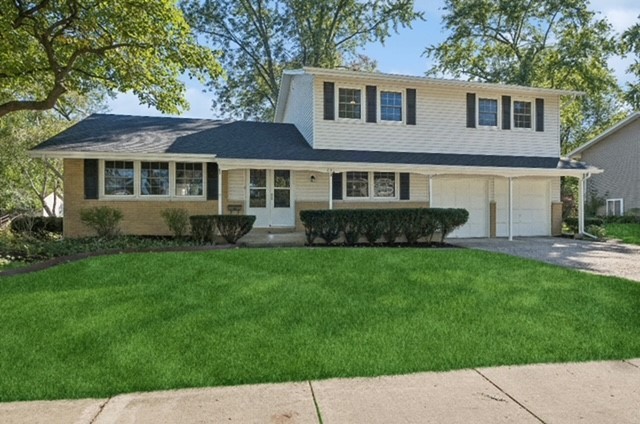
[299,208,469,246]
[189,215,216,244]
[564,217,605,233]
[213,215,256,244]
[80,206,123,238]
[161,208,190,238]
[11,216,63,236]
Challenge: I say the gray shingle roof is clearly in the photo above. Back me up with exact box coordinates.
[33,114,590,170]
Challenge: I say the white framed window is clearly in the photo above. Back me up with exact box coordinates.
[175,162,204,196]
[478,98,498,127]
[104,161,135,196]
[101,160,206,200]
[344,171,398,200]
[513,100,532,129]
[606,198,624,216]
[338,87,362,119]
[380,91,402,122]
[141,162,170,196]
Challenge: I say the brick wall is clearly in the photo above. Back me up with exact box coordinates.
[63,159,219,237]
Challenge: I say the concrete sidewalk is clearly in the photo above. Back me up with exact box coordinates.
[1,359,639,424]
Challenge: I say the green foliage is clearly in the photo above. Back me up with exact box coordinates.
[299,208,470,245]
[10,216,63,236]
[561,177,578,220]
[161,209,190,239]
[0,0,222,117]
[564,217,604,233]
[80,206,123,238]
[586,224,607,240]
[604,223,640,245]
[182,0,423,119]
[425,0,627,150]
[213,215,256,244]
[621,19,640,108]
[0,233,199,263]
[584,188,607,217]
[189,215,216,244]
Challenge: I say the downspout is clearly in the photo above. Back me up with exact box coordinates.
[580,172,598,239]
[217,166,223,215]
[328,170,333,210]
[508,177,513,241]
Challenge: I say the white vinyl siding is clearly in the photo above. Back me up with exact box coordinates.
[227,169,245,201]
[311,77,560,157]
[282,73,314,146]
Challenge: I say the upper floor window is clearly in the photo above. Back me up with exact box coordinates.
[175,162,203,196]
[478,98,498,127]
[513,100,532,129]
[141,162,169,196]
[104,161,134,196]
[380,91,402,121]
[338,88,361,119]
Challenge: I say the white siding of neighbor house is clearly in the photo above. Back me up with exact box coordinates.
[282,74,315,146]
[578,119,640,213]
[301,75,560,157]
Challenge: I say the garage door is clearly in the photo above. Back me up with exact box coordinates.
[432,177,488,238]
[495,178,550,237]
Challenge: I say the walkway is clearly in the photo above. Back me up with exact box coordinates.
[453,237,640,282]
[1,359,638,423]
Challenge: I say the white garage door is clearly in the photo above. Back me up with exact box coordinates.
[432,177,488,238]
[495,178,550,237]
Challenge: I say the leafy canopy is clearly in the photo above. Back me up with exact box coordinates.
[182,0,423,120]
[425,0,626,150]
[0,0,222,118]
[622,17,640,109]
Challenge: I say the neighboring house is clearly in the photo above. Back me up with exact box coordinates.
[568,112,640,216]
[30,67,599,238]
[42,192,64,217]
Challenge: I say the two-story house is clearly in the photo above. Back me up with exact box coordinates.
[30,67,599,238]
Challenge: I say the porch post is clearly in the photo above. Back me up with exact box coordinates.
[508,177,513,241]
[578,174,585,235]
[217,167,223,215]
[329,171,333,210]
[428,175,433,206]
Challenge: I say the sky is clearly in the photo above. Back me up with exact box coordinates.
[106,0,640,120]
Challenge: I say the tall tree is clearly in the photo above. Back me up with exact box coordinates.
[0,92,104,215]
[425,0,625,151]
[0,0,222,118]
[182,0,423,120]
[622,17,640,109]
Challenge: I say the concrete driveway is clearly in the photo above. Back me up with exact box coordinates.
[453,237,640,282]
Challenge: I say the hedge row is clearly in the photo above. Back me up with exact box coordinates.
[10,216,63,235]
[563,217,604,233]
[189,215,256,244]
[299,208,469,245]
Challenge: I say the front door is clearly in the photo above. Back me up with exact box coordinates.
[247,169,294,227]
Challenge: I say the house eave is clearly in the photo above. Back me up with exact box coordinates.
[28,150,216,162]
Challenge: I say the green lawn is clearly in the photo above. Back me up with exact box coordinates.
[605,223,640,245]
[1,248,639,402]
[0,260,29,272]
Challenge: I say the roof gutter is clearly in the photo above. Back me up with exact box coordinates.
[28,150,217,162]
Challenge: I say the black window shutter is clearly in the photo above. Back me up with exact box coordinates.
[366,85,377,123]
[406,88,416,125]
[323,82,335,120]
[84,159,99,199]
[535,98,544,132]
[332,172,343,200]
[502,96,511,130]
[466,93,476,128]
[399,173,410,200]
[207,162,219,200]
